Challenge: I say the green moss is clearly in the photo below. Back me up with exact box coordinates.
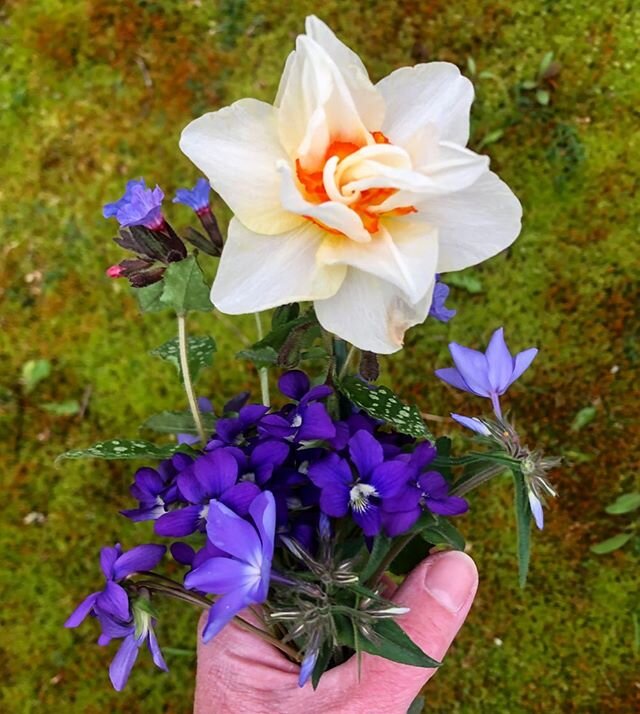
[1,0,638,711]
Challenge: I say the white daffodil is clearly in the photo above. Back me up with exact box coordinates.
[180,16,522,353]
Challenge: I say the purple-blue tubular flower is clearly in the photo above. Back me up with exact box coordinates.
[298,647,319,687]
[451,413,492,436]
[103,178,165,230]
[173,177,211,215]
[435,327,538,418]
[308,430,409,536]
[429,279,456,323]
[184,491,276,643]
[64,544,167,691]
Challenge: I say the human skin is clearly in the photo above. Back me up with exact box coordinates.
[194,550,478,714]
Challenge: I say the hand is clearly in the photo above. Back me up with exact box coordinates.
[194,550,478,714]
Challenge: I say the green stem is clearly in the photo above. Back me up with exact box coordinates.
[177,313,206,444]
[254,312,270,407]
[366,532,416,587]
[451,464,507,497]
[134,573,302,663]
[338,344,358,380]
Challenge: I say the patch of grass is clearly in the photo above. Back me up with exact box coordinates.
[1,0,638,711]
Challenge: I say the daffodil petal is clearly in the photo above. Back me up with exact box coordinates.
[179,98,300,236]
[314,268,434,354]
[277,35,371,168]
[304,15,385,130]
[211,217,346,314]
[316,220,438,304]
[426,171,522,272]
[377,62,474,147]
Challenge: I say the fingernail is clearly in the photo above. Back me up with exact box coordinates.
[424,551,477,613]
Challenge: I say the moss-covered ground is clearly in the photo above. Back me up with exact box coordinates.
[1,1,638,711]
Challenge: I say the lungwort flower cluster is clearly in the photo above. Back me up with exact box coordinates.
[66,14,557,698]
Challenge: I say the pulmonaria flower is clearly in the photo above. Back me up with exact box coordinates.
[103,178,165,230]
[173,177,211,215]
[185,491,276,642]
[154,448,261,537]
[179,16,521,353]
[121,453,193,522]
[428,277,456,322]
[260,371,336,443]
[435,327,538,418]
[382,443,468,536]
[64,543,167,690]
[308,430,410,536]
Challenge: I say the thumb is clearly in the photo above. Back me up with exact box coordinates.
[355,550,478,710]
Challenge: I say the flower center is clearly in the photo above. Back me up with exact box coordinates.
[296,131,416,236]
[349,482,378,513]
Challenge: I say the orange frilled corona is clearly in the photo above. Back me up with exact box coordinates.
[295,131,416,236]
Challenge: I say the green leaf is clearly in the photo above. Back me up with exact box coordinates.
[338,377,432,439]
[389,536,431,576]
[160,256,211,314]
[538,50,554,78]
[420,516,466,551]
[571,405,597,431]
[590,532,633,554]
[151,335,216,382]
[57,439,190,462]
[311,642,333,690]
[338,617,441,668]
[253,312,317,352]
[41,400,80,416]
[520,79,538,90]
[21,359,51,394]
[605,492,640,515]
[512,468,532,587]
[536,88,550,106]
[236,346,279,369]
[360,534,392,582]
[407,695,426,714]
[445,270,483,294]
[135,280,167,313]
[272,303,300,328]
[142,410,216,435]
[477,128,504,150]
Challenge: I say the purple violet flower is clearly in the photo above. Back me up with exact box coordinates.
[185,491,276,642]
[121,453,193,522]
[210,403,270,446]
[429,278,456,322]
[65,543,167,691]
[173,177,211,215]
[154,448,261,537]
[308,430,410,536]
[382,443,468,536]
[260,371,336,443]
[103,178,165,230]
[435,327,538,418]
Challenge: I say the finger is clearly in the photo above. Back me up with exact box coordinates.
[194,611,299,713]
[333,550,478,712]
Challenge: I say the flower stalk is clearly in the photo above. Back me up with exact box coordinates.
[177,313,207,444]
[254,312,271,407]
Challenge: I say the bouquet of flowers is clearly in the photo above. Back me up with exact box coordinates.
[62,16,558,694]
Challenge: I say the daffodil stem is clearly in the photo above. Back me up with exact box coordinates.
[177,313,206,444]
[254,312,270,407]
